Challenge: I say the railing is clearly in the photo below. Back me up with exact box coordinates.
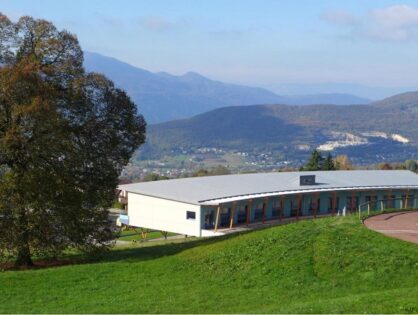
[358,196,418,220]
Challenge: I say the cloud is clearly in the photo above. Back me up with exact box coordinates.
[322,5,418,41]
[138,16,186,32]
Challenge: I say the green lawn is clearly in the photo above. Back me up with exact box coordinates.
[1,216,418,313]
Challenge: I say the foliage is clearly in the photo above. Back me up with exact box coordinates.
[0,216,418,313]
[192,165,231,177]
[322,152,336,170]
[334,154,353,170]
[143,173,169,182]
[0,14,146,266]
[378,163,393,170]
[301,150,335,171]
[405,159,418,172]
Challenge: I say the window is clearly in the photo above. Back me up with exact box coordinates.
[308,198,320,213]
[365,195,378,210]
[220,207,231,227]
[237,205,247,224]
[328,196,339,212]
[290,198,300,217]
[346,196,359,211]
[253,202,264,221]
[383,195,396,209]
[186,211,196,220]
[272,199,283,218]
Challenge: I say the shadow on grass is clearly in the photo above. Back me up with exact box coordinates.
[1,230,251,272]
[97,231,247,264]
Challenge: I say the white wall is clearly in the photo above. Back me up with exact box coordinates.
[127,192,202,237]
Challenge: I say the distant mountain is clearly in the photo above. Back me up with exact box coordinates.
[372,91,418,110]
[271,82,415,100]
[84,52,370,123]
[143,92,418,163]
[279,93,370,106]
[84,52,283,123]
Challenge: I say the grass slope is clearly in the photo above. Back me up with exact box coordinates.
[1,216,418,313]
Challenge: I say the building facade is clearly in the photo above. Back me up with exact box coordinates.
[118,170,418,237]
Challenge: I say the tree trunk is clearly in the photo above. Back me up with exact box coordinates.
[15,209,33,267]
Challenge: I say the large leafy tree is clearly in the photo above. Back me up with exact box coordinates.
[0,15,146,266]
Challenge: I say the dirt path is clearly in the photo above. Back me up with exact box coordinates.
[364,211,418,244]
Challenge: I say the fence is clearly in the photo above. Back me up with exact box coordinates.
[357,196,418,220]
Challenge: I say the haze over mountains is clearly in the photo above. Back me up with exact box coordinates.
[84,52,371,123]
[271,83,414,101]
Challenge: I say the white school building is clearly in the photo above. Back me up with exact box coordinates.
[117,170,418,237]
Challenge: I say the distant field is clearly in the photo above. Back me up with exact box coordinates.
[1,216,418,313]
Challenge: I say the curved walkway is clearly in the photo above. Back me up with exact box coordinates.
[364,211,418,244]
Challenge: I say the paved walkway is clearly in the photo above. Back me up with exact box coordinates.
[364,211,418,244]
[115,234,187,246]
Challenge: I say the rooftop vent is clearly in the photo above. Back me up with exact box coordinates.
[300,175,316,186]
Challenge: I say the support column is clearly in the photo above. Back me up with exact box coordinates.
[405,189,410,209]
[262,197,268,223]
[214,205,221,232]
[297,194,302,220]
[351,190,356,213]
[229,202,237,230]
[246,199,253,226]
[314,192,319,218]
[280,196,284,221]
[388,189,392,209]
[332,192,337,215]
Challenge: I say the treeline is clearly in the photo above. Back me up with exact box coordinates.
[300,149,417,172]
[133,150,418,183]
[142,165,230,182]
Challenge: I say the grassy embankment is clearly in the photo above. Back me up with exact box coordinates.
[1,215,417,313]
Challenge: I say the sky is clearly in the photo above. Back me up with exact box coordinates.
[2,0,418,94]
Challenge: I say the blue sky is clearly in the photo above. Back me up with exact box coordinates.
[2,0,418,93]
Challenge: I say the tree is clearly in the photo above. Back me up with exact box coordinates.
[192,165,231,177]
[322,153,336,170]
[405,159,417,172]
[334,155,353,170]
[209,165,231,176]
[378,163,393,170]
[0,15,146,266]
[193,168,209,177]
[301,149,325,171]
[143,173,169,181]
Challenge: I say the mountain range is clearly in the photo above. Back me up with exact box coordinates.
[142,92,418,164]
[84,52,370,123]
[84,52,418,166]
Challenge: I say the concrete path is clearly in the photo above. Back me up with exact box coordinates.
[115,234,187,246]
[364,211,418,244]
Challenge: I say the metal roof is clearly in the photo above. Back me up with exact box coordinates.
[119,170,418,205]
